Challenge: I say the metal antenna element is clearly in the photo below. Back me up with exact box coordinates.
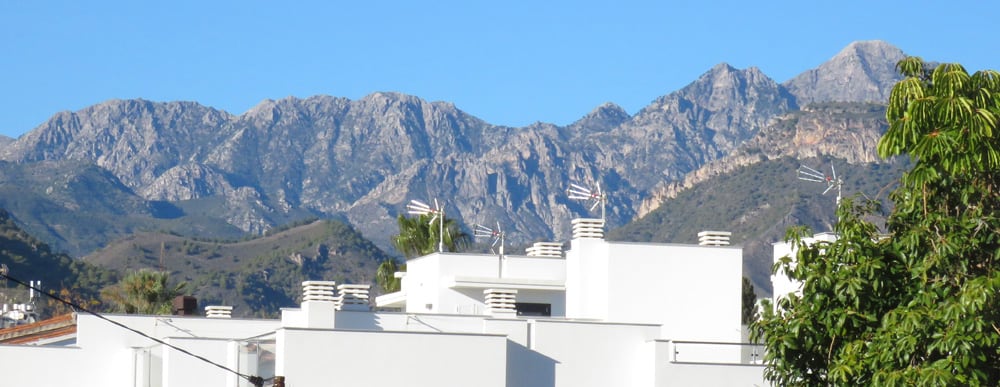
[473,222,505,256]
[797,164,844,205]
[567,181,607,220]
[474,221,506,278]
[407,198,445,253]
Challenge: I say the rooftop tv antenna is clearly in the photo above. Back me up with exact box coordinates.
[406,198,445,253]
[474,222,506,277]
[474,222,505,257]
[567,180,607,220]
[797,163,844,205]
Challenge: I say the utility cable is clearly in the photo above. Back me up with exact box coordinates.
[0,269,265,387]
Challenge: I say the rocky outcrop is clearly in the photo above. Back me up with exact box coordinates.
[637,102,889,217]
[783,40,905,105]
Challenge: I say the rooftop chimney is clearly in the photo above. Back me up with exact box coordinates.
[698,231,732,246]
[571,218,605,239]
[205,305,233,318]
[334,284,371,311]
[526,242,563,258]
[172,296,198,316]
[302,281,338,302]
[484,288,518,318]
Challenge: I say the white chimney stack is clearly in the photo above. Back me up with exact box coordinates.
[698,231,732,246]
[205,306,233,318]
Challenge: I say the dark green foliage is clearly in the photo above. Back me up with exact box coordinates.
[101,270,186,315]
[741,276,757,325]
[390,214,471,258]
[375,259,403,294]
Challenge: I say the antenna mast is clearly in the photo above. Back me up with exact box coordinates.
[567,181,607,220]
[474,222,506,277]
[407,199,446,253]
[797,163,844,206]
[474,222,505,257]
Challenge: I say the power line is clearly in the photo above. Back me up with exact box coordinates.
[0,269,265,387]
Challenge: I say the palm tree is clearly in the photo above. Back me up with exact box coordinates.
[101,269,187,315]
[390,214,471,258]
[375,259,404,293]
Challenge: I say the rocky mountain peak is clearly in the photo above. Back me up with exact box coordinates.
[569,102,630,133]
[783,40,905,106]
[661,63,791,111]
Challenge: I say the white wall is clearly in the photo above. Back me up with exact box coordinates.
[0,314,280,387]
[771,233,838,304]
[564,238,610,320]
[567,239,743,346]
[652,340,769,387]
[403,253,567,317]
[615,243,742,344]
[503,255,565,281]
[528,320,660,387]
[0,346,98,385]
[275,328,507,387]
[162,337,231,387]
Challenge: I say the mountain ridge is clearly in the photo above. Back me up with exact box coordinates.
[0,40,910,264]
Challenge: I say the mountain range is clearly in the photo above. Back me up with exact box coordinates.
[0,40,910,302]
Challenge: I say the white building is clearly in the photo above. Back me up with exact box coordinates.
[0,218,768,387]
[770,232,838,303]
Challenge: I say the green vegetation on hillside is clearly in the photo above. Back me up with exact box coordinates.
[0,208,117,316]
[85,219,390,317]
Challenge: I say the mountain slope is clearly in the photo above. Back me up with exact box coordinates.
[0,159,245,256]
[84,219,390,317]
[0,209,117,312]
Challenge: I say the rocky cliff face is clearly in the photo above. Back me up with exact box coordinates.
[0,40,909,257]
[636,102,889,217]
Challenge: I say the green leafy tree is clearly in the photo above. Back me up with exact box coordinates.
[101,269,187,315]
[375,259,404,294]
[390,214,471,258]
[753,57,1000,385]
[741,276,758,325]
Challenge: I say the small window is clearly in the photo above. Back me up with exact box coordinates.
[515,302,551,317]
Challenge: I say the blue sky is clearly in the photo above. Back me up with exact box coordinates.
[2,1,998,138]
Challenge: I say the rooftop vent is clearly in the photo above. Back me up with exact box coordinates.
[334,284,371,311]
[302,281,338,302]
[571,218,605,239]
[526,242,563,258]
[205,306,233,318]
[484,288,517,318]
[698,231,732,246]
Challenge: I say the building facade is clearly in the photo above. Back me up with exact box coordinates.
[0,218,768,386]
